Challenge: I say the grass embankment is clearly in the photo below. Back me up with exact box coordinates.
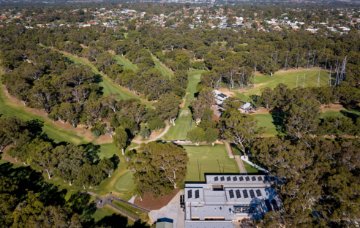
[112,200,148,222]
[151,53,174,79]
[162,69,204,140]
[184,145,239,181]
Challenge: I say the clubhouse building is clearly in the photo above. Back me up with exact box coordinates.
[181,174,280,228]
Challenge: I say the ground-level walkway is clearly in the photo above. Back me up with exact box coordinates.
[224,141,247,173]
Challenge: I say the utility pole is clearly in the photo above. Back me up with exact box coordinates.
[296,52,300,68]
[339,56,347,84]
[285,51,289,70]
[296,75,299,87]
[329,66,332,86]
[312,50,316,67]
[302,74,306,88]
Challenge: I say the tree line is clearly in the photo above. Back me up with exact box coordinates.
[0,162,148,227]
[0,116,117,189]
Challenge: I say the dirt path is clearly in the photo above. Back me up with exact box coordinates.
[131,123,171,144]
[234,155,247,174]
[224,142,247,173]
[224,141,234,158]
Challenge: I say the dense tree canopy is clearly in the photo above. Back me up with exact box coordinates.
[128,142,188,195]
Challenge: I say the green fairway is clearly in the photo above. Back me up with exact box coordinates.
[253,114,278,137]
[95,143,135,199]
[163,69,204,140]
[58,50,139,100]
[0,85,88,145]
[113,54,138,72]
[184,145,239,181]
[47,47,152,106]
[151,53,174,78]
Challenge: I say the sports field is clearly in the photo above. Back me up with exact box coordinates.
[184,145,239,181]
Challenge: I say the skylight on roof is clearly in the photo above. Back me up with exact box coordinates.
[195,189,200,198]
[249,190,255,198]
[243,190,248,198]
[188,190,192,198]
[256,189,262,197]
[229,190,234,198]
[236,189,241,198]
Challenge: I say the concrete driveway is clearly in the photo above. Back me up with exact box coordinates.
[149,190,184,228]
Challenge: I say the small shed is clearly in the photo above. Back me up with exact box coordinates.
[156,218,173,228]
[239,102,253,113]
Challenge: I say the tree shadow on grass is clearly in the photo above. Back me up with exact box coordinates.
[0,162,67,206]
[269,108,286,135]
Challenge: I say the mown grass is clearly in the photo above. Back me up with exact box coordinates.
[57,50,140,101]
[162,69,204,140]
[92,205,118,222]
[0,84,88,145]
[244,162,259,174]
[95,143,135,200]
[245,68,329,96]
[253,114,278,137]
[112,200,148,222]
[151,53,174,79]
[184,145,239,181]
[113,55,138,72]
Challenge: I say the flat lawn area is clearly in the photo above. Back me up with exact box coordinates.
[162,69,204,140]
[95,143,135,200]
[113,55,138,72]
[151,53,174,79]
[184,145,239,181]
[253,114,278,137]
